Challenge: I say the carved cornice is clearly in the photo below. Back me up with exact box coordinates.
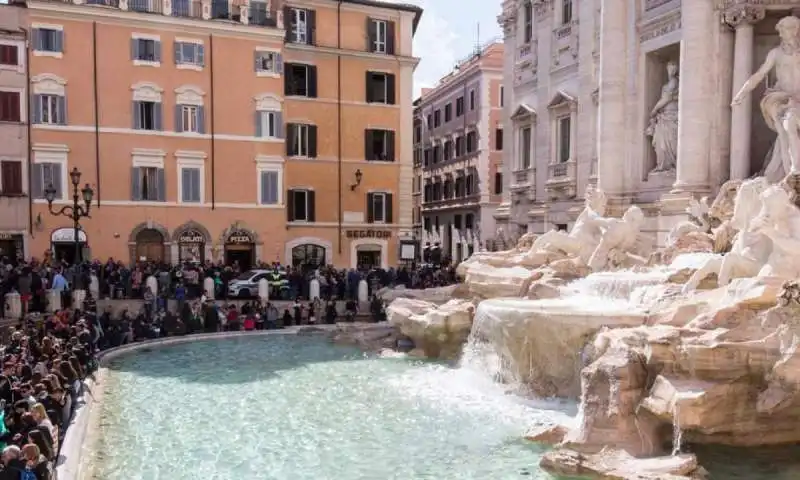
[722,4,766,28]
[532,0,552,17]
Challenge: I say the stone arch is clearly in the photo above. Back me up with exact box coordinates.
[131,81,164,102]
[284,236,333,265]
[128,221,170,244]
[219,222,261,244]
[128,222,170,263]
[254,93,282,111]
[171,220,212,243]
[31,73,66,96]
[175,85,205,106]
[350,238,389,269]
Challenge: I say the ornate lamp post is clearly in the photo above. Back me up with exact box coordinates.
[44,167,94,265]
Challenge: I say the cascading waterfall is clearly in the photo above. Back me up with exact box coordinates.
[672,402,683,456]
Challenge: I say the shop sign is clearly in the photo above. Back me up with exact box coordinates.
[178,229,205,244]
[345,230,391,239]
[51,228,87,243]
[0,233,16,241]
[226,229,254,244]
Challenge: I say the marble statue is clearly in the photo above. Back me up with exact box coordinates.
[645,60,679,173]
[732,16,800,181]
[527,186,607,264]
[665,196,711,246]
[683,177,772,292]
[752,184,800,279]
[587,205,647,271]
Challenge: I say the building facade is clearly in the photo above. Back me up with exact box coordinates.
[20,0,420,269]
[0,5,29,264]
[495,0,598,237]
[413,41,504,263]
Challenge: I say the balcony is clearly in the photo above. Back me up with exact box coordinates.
[510,168,535,201]
[422,194,480,211]
[545,160,577,200]
[37,0,280,28]
[552,20,579,69]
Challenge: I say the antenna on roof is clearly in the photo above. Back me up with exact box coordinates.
[475,23,481,55]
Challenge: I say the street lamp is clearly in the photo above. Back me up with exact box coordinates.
[44,167,94,266]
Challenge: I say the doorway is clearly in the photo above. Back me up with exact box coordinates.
[291,244,326,272]
[225,245,254,271]
[53,244,80,264]
[356,245,381,269]
[135,229,165,262]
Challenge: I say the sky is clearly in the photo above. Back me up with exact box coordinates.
[391,0,503,98]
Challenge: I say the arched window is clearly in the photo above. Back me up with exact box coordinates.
[291,244,326,269]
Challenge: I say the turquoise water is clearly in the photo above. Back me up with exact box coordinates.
[89,335,577,480]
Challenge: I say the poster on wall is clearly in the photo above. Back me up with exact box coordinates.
[399,241,417,261]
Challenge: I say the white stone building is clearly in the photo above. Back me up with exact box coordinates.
[497,0,798,244]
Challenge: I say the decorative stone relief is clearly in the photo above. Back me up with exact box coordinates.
[175,85,205,106]
[31,74,66,96]
[131,82,163,103]
[721,4,765,28]
[639,10,681,42]
[551,21,579,69]
[532,0,552,18]
[644,0,672,11]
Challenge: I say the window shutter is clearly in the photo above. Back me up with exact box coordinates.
[365,71,372,103]
[57,95,67,125]
[157,167,166,201]
[197,106,205,134]
[307,190,316,221]
[193,169,202,202]
[55,30,64,53]
[275,53,283,74]
[52,164,63,199]
[283,6,292,42]
[253,51,260,71]
[307,10,316,45]
[31,95,41,124]
[385,193,393,223]
[174,42,182,64]
[274,112,283,138]
[386,74,396,105]
[255,111,263,137]
[387,131,396,161]
[131,167,141,200]
[197,44,205,66]
[153,102,163,130]
[132,101,140,129]
[31,164,43,199]
[268,171,279,204]
[308,125,318,158]
[130,38,139,60]
[175,104,183,132]
[283,63,293,95]
[386,21,396,55]
[260,171,269,204]
[154,41,162,62]
[364,129,373,160]
[181,168,192,202]
[285,123,296,155]
[366,18,376,52]
[286,189,294,220]
[366,192,374,223]
[307,66,318,98]
[32,29,41,51]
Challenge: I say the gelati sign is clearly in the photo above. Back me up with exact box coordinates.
[178,229,205,244]
[345,230,391,239]
[226,229,254,244]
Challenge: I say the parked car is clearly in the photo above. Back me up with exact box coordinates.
[227,269,272,298]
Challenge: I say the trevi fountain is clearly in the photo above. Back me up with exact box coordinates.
[381,11,800,480]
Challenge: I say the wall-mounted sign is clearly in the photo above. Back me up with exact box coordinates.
[51,228,87,243]
[345,230,391,239]
[226,229,254,244]
[0,233,17,241]
[178,229,205,244]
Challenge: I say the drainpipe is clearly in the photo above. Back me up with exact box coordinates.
[24,27,33,236]
[209,33,216,209]
[336,0,343,254]
[92,22,101,206]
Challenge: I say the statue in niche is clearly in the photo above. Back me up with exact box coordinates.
[645,59,679,174]
[733,16,800,181]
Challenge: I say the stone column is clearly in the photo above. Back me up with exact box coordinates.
[673,0,715,193]
[596,0,628,196]
[726,6,765,180]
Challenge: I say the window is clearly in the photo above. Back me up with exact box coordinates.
[558,116,571,163]
[433,110,441,127]
[256,111,282,138]
[367,18,395,55]
[180,167,201,203]
[455,136,464,157]
[556,223,568,231]
[132,166,164,201]
[32,162,62,200]
[284,63,317,97]
[286,123,318,158]
[469,90,476,110]
[131,38,161,63]
[523,1,533,43]
[254,51,282,75]
[444,103,452,122]
[495,128,503,150]
[0,161,22,195]
[466,131,477,153]
[365,129,395,161]
[456,97,464,116]
[494,172,503,195]
[367,192,393,223]
[520,126,532,169]
[561,0,573,25]
[287,8,315,45]
[176,104,204,133]
[500,86,505,107]
[465,213,473,229]
[287,189,315,221]
[365,72,395,104]
[426,114,432,129]
[133,101,162,130]
[0,91,21,123]
[32,28,63,54]
[413,121,421,143]
[259,170,279,205]
[174,42,204,66]
[0,45,19,66]
[32,94,66,125]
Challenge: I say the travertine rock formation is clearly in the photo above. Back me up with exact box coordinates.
[386,298,475,360]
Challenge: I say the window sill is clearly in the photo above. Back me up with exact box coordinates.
[255,135,281,141]
[0,193,26,198]
[0,120,24,125]
[365,158,395,163]
[0,65,23,73]
[256,71,280,78]
[35,121,67,127]
[176,63,203,71]
[285,94,316,101]
[132,128,164,133]
[287,155,315,160]
[133,60,161,67]
[33,50,62,58]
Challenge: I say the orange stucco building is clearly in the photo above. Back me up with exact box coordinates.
[20,0,421,269]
